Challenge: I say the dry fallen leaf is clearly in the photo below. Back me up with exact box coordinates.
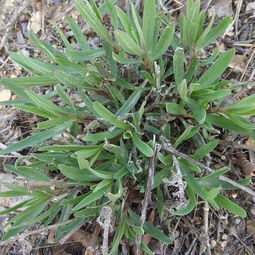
[246,220,255,240]
[246,137,255,148]
[0,89,11,102]
[246,2,255,12]
[229,54,247,73]
[213,0,233,17]
[29,11,41,33]
[68,229,93,248]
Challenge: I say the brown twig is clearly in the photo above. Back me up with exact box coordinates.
[0,219,75,246]
[219,176,255,197]
[135,141,160,254]
[97,206,112,255]
[160,136,255,198]
[234,0,244,40]
[240,48,255,81]
[160,136,213,172]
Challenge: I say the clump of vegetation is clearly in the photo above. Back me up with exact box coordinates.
[0,0,254,253]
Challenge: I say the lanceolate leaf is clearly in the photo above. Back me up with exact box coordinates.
[225,94,255,115]
[58,164,102,181]
[173,47,184,86]
[132,133,154,157]
[186,97,206,124]
[114,30,145,56]
[66,16,89,50]
[72,185,110,211]
[197,17,232,49]
[0,121,73,155]
[93,102,129,130]
[76,0,112,44]
[143,0,156,50]
[128,210,172,244]
[116,86,145,117]
[5,164,50,182]
[192,140,219,160]
[152,24,175,60]
[215,194,247,217]
[198,49,235,86]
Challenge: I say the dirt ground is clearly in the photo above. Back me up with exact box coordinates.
[0,0,255,254]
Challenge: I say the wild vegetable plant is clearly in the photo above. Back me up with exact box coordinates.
[0,0,254,253]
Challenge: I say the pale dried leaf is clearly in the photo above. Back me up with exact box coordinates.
[213,0,233,17]
[246,137,255,148]
[246,2,255,12]
[29,11,41,33]
[0,89,11,102]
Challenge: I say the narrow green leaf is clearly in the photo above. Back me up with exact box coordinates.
[114,30,145,56]
[14,104,57,119]
[5,164,50,182]
[93,102,129,130]
[174,125,200,148]
[76,0,112,44]
[215,194,246,217]
[83,129,123,142]
[0,76,57,88]
[197,17,232,49]
[206,114,249,133]
[199,167,230,186]
[166,102,186,115]
[0,121,73,155]
[193,89,231,101]
[132,133,154,157]
[56,26,72,49]
[143,0,156,50]
[141,242,154,255]
[58,164,102,181]
[173,47,184,86]
[72,186,109,211]
[110,219,126,254]
[39,144,101,151]
[198,49,235,86]
[65,48,105,62]
[186,97,206,124]
[151,24,175,60]
[128,210,172,244]
[113,52,140,64]
[116,86,145,117]
[226,94,255,116]
[116,7,132,33]
[66,16,89,50]
[205,187,221,201]
[55,85,75,110]
[25,89,68,115]
[192,140,219,160]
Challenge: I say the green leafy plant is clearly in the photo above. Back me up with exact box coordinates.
[0,0,254,253]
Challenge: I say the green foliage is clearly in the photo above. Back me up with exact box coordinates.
[0,0,253,252]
